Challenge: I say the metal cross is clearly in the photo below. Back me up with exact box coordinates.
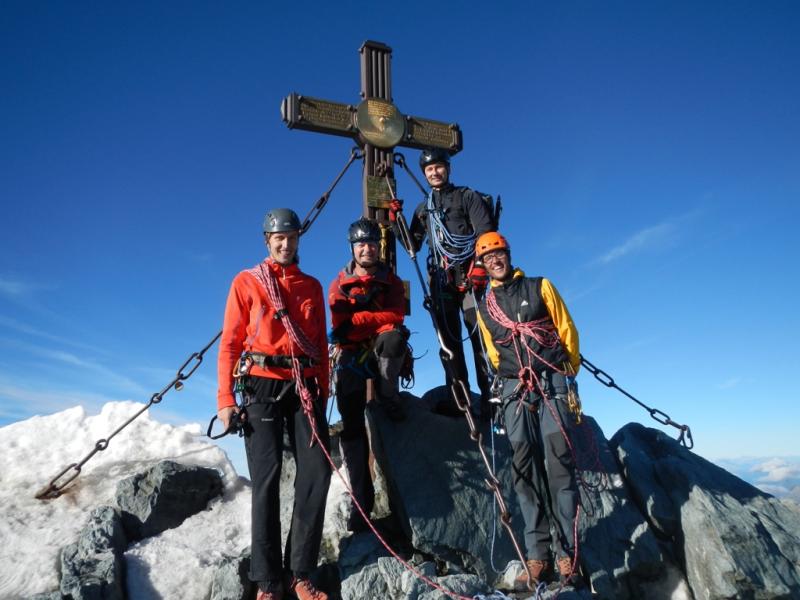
[281,40,463,269]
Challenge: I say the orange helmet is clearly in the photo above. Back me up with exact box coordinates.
[475,231,510,259]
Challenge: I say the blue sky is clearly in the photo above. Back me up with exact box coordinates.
[2,2,799,483]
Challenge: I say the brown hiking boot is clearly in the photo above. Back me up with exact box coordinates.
[557,555,583,587]
[289,577,328,600]
[513,559,552,591]
[256,588,284,600]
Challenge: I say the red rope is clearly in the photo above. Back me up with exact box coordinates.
[485,288,589,593]
[252,261,479,599]
[254,261,322,444]
[485,289,566,379]
[306,416,477,600]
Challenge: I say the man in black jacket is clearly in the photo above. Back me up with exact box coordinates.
[390,148,493,418]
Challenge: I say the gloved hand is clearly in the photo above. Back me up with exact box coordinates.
[468,263,489,291]
[389,198,403,222]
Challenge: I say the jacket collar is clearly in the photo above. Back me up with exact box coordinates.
[431,182,456,195]
[264,257,300,277]
[340,260,391,285]
[489,267,525,288]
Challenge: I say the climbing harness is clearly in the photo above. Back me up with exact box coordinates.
[580,355,693,449]
[34,331,222,500]
[207,355,301,439]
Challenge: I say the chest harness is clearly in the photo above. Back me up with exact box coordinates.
[484,287,580,412]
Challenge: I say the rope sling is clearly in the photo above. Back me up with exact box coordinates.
[426,191,477,269]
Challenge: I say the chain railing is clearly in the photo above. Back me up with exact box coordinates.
[580,355,693,448]
[35,331,222,500]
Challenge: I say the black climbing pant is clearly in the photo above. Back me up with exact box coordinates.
[242,375,331,589]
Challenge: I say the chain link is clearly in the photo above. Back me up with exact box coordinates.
[34,331,222,500]
[580,355,694,448]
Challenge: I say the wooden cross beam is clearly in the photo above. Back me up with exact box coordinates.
[281,40,463,268]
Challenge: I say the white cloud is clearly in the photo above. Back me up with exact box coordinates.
[759,484,790,496]
[0,277,33,297]
[717,377,745,390]
[0,316,106,354]
[589,208,708,267]
[0,379,128,421]
[593,221,677,265]
[37,348,150,396]
[751,458,800,483]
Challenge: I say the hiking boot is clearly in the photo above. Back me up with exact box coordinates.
[556,555,583,587]
[256,587,284,600]
[513,559,552,591]
[289,577,328,600]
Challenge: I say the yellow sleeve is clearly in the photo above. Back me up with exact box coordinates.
[540,278,580,374]
[476,309,500,371]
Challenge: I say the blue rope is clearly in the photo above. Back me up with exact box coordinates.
[533,581,549,599]
[427,191,476,268]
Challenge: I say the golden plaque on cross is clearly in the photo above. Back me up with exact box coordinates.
[355,98,405,149]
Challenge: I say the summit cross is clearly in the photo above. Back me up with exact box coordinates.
[281,40,463,268]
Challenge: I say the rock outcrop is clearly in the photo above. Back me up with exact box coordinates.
[42,461,224,599]
[209,551,254,600]
[574,417,692,599]
[116,460,223,541]
[59,506,127,600]
[612,423,800,599]
[36,398,800,600]
[368,391,523,584]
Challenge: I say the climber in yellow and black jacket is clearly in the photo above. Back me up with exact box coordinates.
[475,231,584,591]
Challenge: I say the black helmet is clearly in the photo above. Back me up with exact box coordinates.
[419,147,451,172]
[347,217,381,244]
[263,208,302,234]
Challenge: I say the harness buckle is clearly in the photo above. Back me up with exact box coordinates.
[233,355,253,379]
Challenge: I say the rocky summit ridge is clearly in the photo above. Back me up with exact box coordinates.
[32,389,800,600]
